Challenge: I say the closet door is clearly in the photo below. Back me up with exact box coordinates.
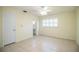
[3,12,16,45]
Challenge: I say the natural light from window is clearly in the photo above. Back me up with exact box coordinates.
[42,18,58,27]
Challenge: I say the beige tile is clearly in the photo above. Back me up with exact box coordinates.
[0,36,79,52]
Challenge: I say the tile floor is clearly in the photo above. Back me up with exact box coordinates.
[0,36,79,52]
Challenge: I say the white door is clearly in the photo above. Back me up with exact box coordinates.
[3,12,16,45]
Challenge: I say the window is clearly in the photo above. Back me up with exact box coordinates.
[42,18,58,27]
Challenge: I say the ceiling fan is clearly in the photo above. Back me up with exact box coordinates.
[40,6,51,15]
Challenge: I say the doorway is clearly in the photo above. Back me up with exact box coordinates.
[33,20,37,36]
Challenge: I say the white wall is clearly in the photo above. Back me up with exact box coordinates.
[76,8,79,45]
[39,11,76,40]
[16,9,37,42]
[0,7,3,48]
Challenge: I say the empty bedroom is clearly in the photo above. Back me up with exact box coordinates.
[0,6,79,52]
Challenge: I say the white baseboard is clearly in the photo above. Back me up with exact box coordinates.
[39,34,75,41]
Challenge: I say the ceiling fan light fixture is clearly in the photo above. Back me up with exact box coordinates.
[40,11,47,15]
[40,6,49,15]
